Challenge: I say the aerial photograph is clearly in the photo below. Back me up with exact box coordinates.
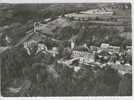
[0,3,132,96]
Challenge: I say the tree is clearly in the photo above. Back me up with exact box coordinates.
[117,74,132,96]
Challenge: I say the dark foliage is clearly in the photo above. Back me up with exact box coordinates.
[1,47,132,96]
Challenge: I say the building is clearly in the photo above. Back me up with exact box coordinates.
[73,44,90,52]
[64,13,91,21]
[126,46,131,50]
[80,8,113,16]
[100,43,110,49]
[70,39,75,49]
[119,32,131,40]
[48,47,59,57]
[90,46,98,51]
[71,50,94,65]
[36,43,48,54]
[23,40,38,55]
[100,43,120,53]
[108,46,120,53]
[43,18,51,22]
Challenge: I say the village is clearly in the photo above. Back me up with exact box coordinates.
[0,3,132,96]
[21,30,132,75]
[16,4,132,75]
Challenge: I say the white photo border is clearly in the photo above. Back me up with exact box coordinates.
[0,0,133,100]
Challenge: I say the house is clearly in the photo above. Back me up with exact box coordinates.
[108,46,120,53]
[100,43,120,53]
[64,13,96,21]
[71,50,94,65]
[44,18,51,22]
[48,47,59,57]
[36,43,48,54]
[90,45,100,51]
[23,40,38,55]
[100,43,110,49]
[73,44,90,52]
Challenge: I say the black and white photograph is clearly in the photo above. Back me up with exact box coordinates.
[0,2,132,97]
